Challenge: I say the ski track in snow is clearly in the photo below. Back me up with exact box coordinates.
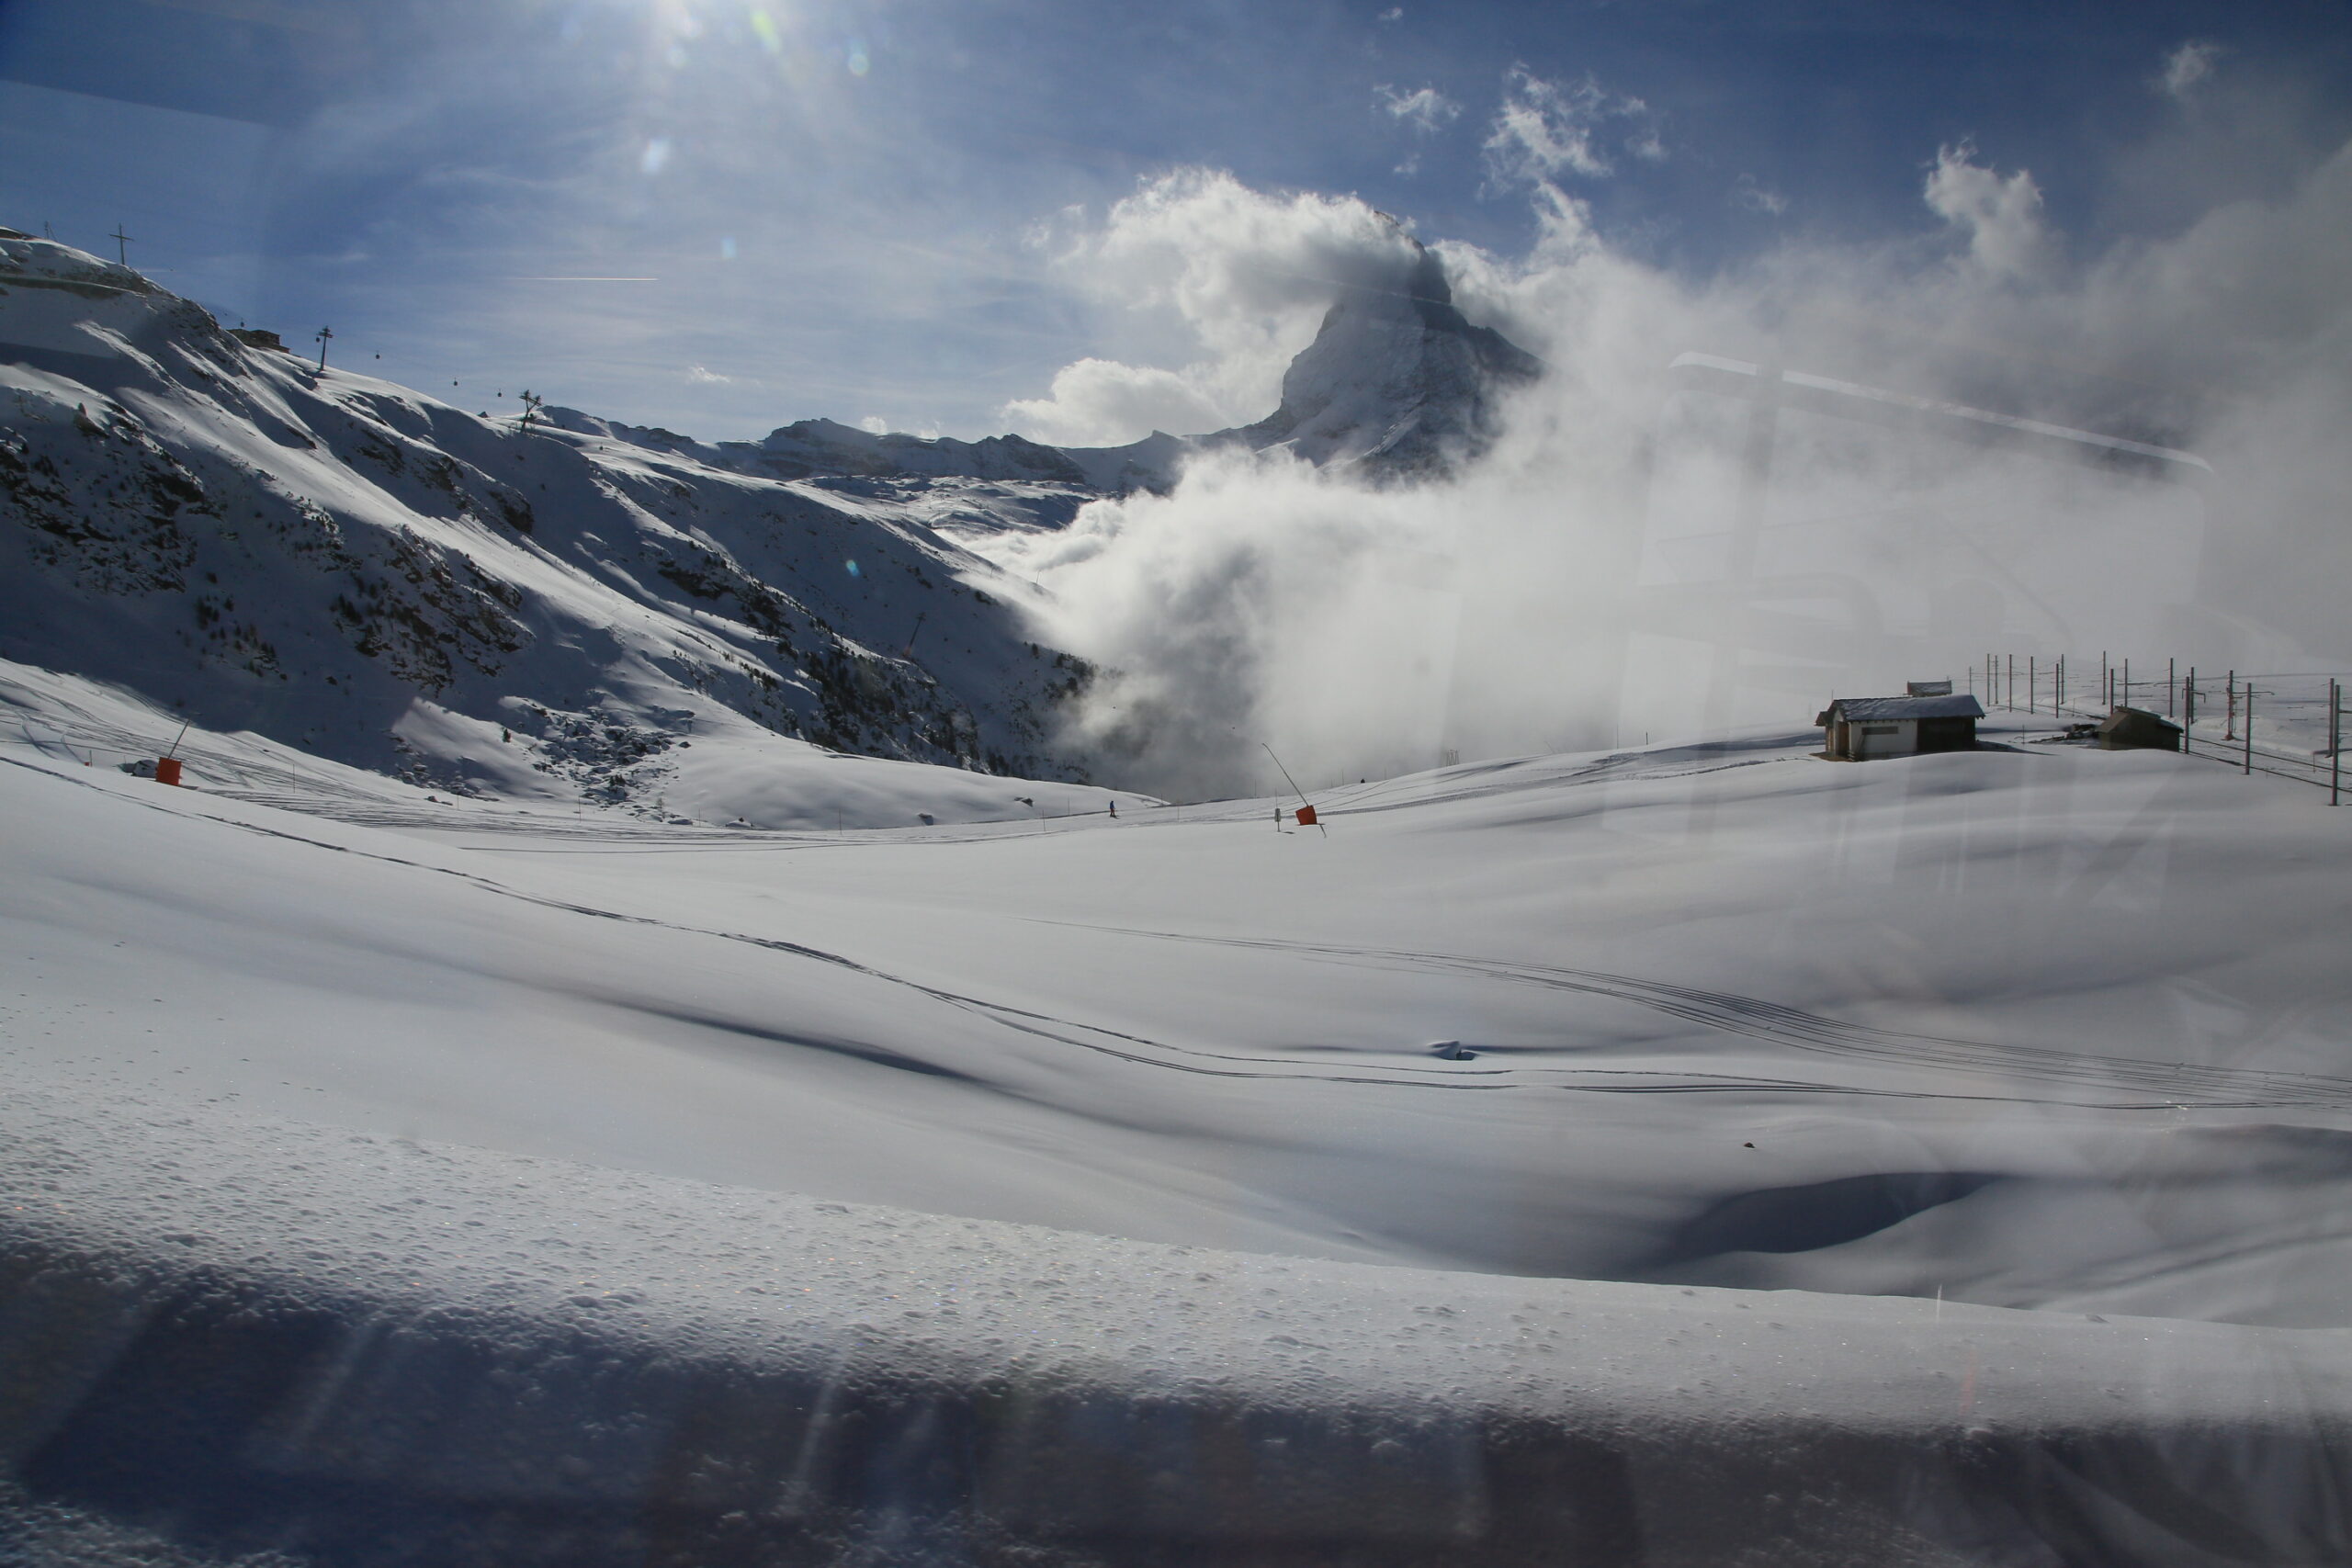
[1030,921,2352,1111]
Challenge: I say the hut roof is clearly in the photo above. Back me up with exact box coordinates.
[1822,694,1985,723]
[2097,706,2183,739]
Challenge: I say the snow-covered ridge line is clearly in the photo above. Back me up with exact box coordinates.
[0,231,1136,818]
[5,1085,2346,1566]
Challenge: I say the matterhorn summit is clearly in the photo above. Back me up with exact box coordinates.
[1219,241,1542,478]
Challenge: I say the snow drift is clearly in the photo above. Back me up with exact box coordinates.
[6,1082,2350,1568]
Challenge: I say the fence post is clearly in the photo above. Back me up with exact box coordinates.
[2227,671,2236,741]
[2245,684,2254,775]
[2333,678,2341,807]
[2324,682,2342,808]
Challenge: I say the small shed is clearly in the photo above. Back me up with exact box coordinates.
[2097,706,2183,752]
[1817,693,1984,761]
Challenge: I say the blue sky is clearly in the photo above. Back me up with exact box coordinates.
[3,0,2348,440]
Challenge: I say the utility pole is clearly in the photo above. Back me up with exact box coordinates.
[2332,678,2341,807]
[110,224,133,265]
[2123,659,2132,712]
[2100,651,2109,711]
[2185,669,2197,734]
[2006,653,2014,710]
[314,325,334,371]
[2227,671,2236,741]
[2029,656,2037,715]
[2168,658,2177,718]
[2245,684,2255,775]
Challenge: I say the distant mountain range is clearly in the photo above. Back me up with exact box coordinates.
[0,224,1539,806]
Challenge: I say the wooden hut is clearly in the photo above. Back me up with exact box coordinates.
[2096,706,2183,752]
[1817,693,1984,761]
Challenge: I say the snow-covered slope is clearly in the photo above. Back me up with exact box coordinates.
[9,1079,2347,1568]
[7,702,2349,1325]
[5,708,2352,1562]
[0,231,1132,823]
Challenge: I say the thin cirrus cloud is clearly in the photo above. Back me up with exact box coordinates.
[1482,64,1665,187]
[2158,39,2226,99]
[1732,175,1788,216]
[1377,84,1463,135]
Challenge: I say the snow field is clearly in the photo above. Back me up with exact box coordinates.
[7,671,2352,1561]
[6,682,2352,1324]
[6,1082,2350,1567]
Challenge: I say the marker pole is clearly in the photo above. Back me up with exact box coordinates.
[1261,743,1326,838]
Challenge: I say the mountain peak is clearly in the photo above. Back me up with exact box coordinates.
[1226,242,1542,478]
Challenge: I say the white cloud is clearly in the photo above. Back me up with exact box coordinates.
[1377,85,1461,135]
[1733,175,1788,216]
[1923,141,2052,278]
[1000,168,1422,446]
[1482,66,1662,188]
[685,364,731,384]
[858,414,888,434]
[984,120,2352,799]
[1376,6,1402,21]
[2158,40,2224,100]
[1002,359,1227,446]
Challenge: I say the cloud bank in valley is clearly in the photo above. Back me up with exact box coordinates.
[979,54,2352,802]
